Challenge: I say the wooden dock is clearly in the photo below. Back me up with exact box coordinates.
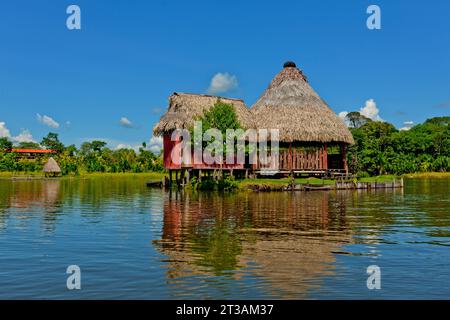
[285,178,404,191]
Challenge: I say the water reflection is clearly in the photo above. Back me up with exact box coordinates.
[0,177,154,232]
[0,180,62,232]
[0,177,448,299]
[155,191,357,298]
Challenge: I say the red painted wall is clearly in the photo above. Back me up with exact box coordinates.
[163,133,244,170]
[163,133,182,169]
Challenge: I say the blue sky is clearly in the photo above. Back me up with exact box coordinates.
[1,0,449,150]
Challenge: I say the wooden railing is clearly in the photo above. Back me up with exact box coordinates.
[257,147,329,171]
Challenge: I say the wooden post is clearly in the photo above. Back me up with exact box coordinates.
[180,169,185,186]
[186,169,190,184]
[324,144,328,170]
[169,170,173,186]
[198,169,202,182]
[342,144,348,175]
[289,143,292,170]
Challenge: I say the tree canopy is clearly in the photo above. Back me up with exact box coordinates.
[348,116,450,175]
[0,134,163,175]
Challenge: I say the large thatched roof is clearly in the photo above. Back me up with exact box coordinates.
[252,62,354,144]
[43,157,61,173]
[153,92,254,135]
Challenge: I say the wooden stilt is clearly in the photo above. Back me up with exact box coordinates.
[342,143,348,176]
[180,169,185,186]
[186,169,190,184]
[289,143,292,170]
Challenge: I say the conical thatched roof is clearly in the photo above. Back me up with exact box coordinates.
[43,157,61,173]
[252,62,354,144]
[153,92,255,135]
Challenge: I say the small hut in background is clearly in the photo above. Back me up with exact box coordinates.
[252,62,354,175]
[43,157,61,177]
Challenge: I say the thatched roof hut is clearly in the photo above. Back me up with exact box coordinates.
[43,157,61,174]
[252,62,354,144]
[153,92,255,135]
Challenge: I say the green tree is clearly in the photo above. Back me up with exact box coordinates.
[0,137,13,152]
[345,111,372,128]
[41,133,64,153]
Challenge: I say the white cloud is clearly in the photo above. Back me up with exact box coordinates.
[338,111,349,121]
[338,98,384,126]
[0,122,11,138]
[12,129,35,143]
[37,114,59,129]
[0,122,36,143]
[148,135,163,154]
[360,99,383,121]
[338,111,350,126]
[119,117,133,128]
[207,72,238,95]
[115,143,135,150]
[399,121,414,131]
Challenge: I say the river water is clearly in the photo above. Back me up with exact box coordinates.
[0,177,449,299]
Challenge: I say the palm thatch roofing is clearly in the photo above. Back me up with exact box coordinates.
[153,92,255,135]
[43,157,61,173]
[252,62,354,144]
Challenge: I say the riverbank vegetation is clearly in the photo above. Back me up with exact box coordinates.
[346,115,450,175]
[0,133,163,175]
[0,115,448,178]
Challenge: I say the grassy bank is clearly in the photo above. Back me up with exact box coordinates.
[402,172,450,179]
[1,171,448,188]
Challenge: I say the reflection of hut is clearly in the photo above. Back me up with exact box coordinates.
[43,157,61,177]
[154,191,353,298]
[252,62,354,174]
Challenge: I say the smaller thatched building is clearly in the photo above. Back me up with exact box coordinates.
[43,157,61,177]
[154,92,254,171]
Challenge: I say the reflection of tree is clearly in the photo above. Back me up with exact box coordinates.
[189,222,242,274]
[237,191,353,298]
[0,176,154,232]
[155,190,354,297]
[159,192,244,276]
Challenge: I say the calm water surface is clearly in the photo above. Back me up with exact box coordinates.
[0,177,449,299]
